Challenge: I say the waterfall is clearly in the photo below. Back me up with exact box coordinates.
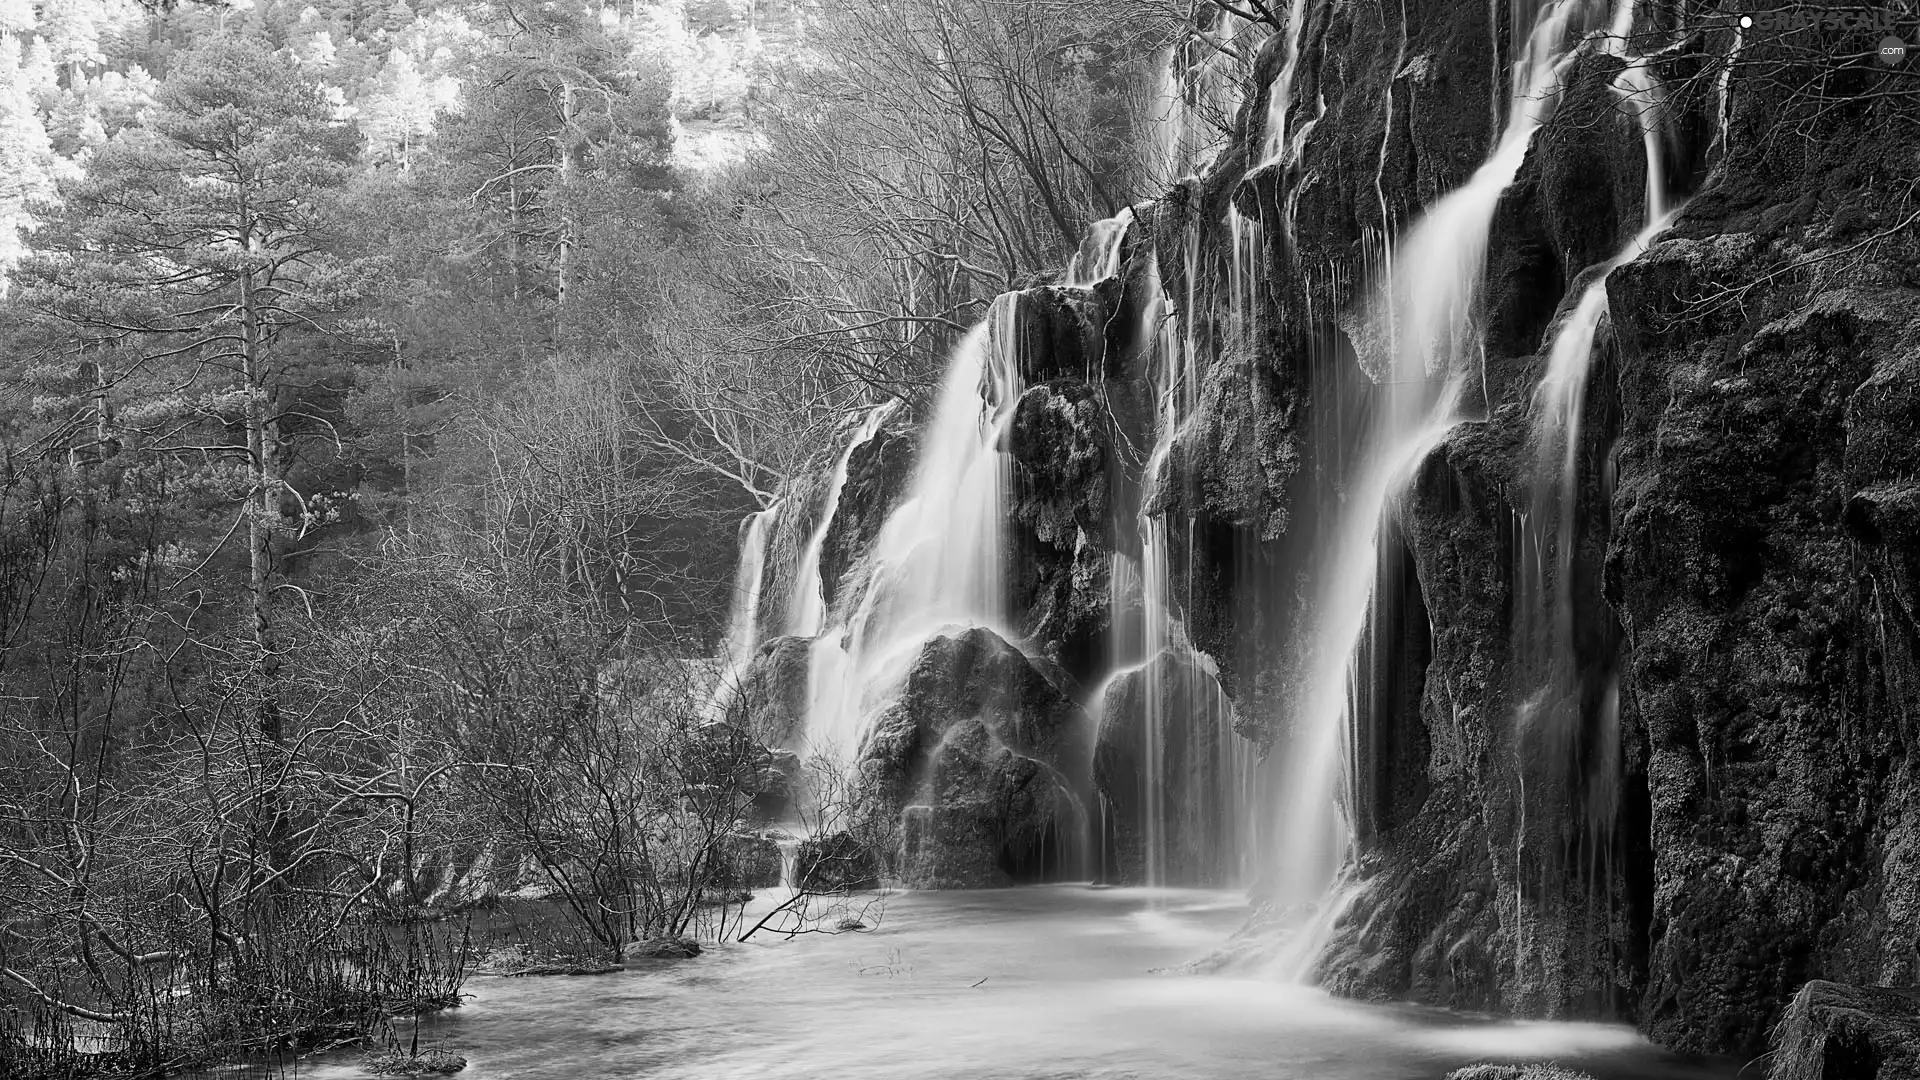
[798,296,1025,762]
[1267,0,1599,974]
[1067,208,1133,286]
[710,500,783,721]
[787,405,897,638]
[1228,205,1265,353]
[1257,0,1309,165]
[1102,249,1260,887]
[1508,0,1683,994]
[723,501,781,665]
[1147,9,1265,186]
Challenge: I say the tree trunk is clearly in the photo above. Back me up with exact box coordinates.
[555,82,576,314]
[241,238,278,737]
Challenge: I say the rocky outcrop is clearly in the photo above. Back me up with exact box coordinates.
[819,407,919,612]
[861,626,1093,887]
[1010,380,1113,676]
[1607,198,1920,1050]
[1769,981,1920,1080]
[796,832,882,892]
[728,634,814,746]
[1093,648,1246,885]
[726,832,783,889]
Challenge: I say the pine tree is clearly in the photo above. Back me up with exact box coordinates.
[15,36,364,753]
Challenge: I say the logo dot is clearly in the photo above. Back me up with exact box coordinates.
[1739,14,1752,28]
[1880,35,1909,66]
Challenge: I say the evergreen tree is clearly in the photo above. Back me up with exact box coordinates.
[15,35,365,746]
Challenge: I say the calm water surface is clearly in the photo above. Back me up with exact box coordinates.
[299,887,1741,1080]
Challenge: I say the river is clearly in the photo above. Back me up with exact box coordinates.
[294,887,1739,1080]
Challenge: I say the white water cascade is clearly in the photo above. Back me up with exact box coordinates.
[1257,0,1310,166]
[786,405,898,638]
[797,297,1025,762]
[1101,249,1260,887]
[722,501,781,666]
[1265,0,1602,974]
[1146,10,1265,185]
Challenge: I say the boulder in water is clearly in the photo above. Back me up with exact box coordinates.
[862,626,1092,887]
[723,831,783,889]
[796,831,882,891]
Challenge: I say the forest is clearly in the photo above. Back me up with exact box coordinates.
[0,0,1188,1072]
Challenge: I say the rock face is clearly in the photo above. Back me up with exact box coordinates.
[1607,220,1920,1048]
[1154,0,1918,1061]
[1094,649,1245,886]
[728,634,814,746]
[1770,981,1920,1080]
[818,408,919,613]
[861,627,1093,887]
[735,0,1920,1061]
[795,832,881,892]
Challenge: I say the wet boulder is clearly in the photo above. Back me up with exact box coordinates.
[796,830,882,892]
[1009,381,1113,675]
[723,832,783,890]
[860,626,1092,887]
[819,409,919,612]
[1093,648,1251,886]
[1009,382,1108,545]
[726,635,814,747]
[1768,981,1920,1080]
[1007,286,1107,384]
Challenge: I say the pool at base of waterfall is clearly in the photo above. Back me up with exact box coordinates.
[298,887,1738,1080]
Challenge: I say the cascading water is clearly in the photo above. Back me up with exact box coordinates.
[1266,0,1601,975]
[723,502,780,665]
[1100,249,1259,887]
[709,500,783,720]
[798,297,1025,762]
[1067,209,1134,287]
[1507,1,1683,1000]
[786,405,896,638]
[1256,0,1309,165]
[1227,206,1265,355]
[1146,10,1265,185]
